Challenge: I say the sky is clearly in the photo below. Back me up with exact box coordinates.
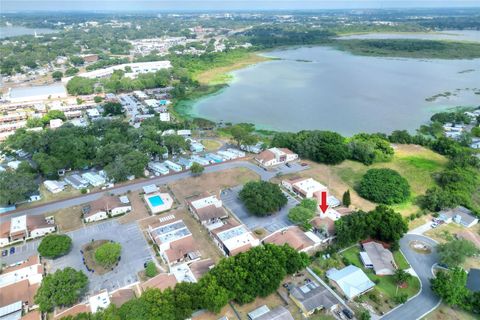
[1,1,479,12]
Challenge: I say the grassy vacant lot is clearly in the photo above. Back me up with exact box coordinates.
[194,53,271,85]
[423,303,478,320]
[277,144,447,218]
[200,139,222,152]
[48,206,84,232]
[168,167,259,203]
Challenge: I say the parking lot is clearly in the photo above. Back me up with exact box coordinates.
[1,239,41,265]
[221,185,298,233]
[50,220,153,293]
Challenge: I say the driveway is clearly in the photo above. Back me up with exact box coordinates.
[49,220,152,294]
[1,160,308,222]
[381,234,440,320]
[221,185,298,233]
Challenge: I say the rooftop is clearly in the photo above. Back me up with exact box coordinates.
[327,265,375,299]
[290,282,338,312]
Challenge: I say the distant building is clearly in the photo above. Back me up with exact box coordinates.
[81,54,99,63]
[282,177,327,199]
[82,196,131,223]
[43,180,67,194]
[64,174,89,190]
[6,84,67,103]
[327,265,375,300]
[438,206,478,228]
[141,273,177,292]
[159,112,170,122]
[82,172,106,187]
[255,148,298,167]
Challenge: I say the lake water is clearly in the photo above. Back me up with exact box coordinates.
[190,46,480,135]
[0,26,58,39]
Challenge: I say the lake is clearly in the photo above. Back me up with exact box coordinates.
[0,26,58,39]
[189,46,480,135]
[339,30,480,42]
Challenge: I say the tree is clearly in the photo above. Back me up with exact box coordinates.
[94,242,122,267]
[66,77,95,95]
[102,102,123,116]
[65,67,79,76]
[229,124,257,147]
[35,267,88,312]
[145,261,158,278]
[198,275,232,313]
[342,189,351,207]
[0,171,37,205]
[163,135,189,154]
[288,206,315,227]
[299,198,317,212]
[38,234,72,259]
[190,162,204,176]
[105,151,148,182]
[52,70,63,81]
[294,131,350,165]
[358,168,410,204]
[94,96,103,103]
[239,181,288,216]
[437,239,478,268]
[431,268,470,308]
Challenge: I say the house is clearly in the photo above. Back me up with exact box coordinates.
[53,290,113,319]
[82,196,131,222]
[205,153,223,163]
[466,268,480,293]
[86,108,100,120]
[282,177,327,199]
[148,215,201,266]
[109,288,135,307]
[247,305,293,320]
[0,215,56,247]
[189,141,204,152]
[7,160,21,170]
[361,241,397,276]
[189,258,215,281]
[0,255,43,312]
[310,217,336,243]
[141,273,177,291]
[148,162,170,176]
[210,219,260,256]
[49,118,63,129]
[290,282,340,317]
[177,129,191,137]
[164,160,182,172]
[470,139,480,149]
[226,148,245,158]
[43,180,67,194]
[438,206,479,228]
[64,174,89,190]
[327,265,375,300]
[241,142,264,154]
[262,226,321,253]
[143,184,159,194]
[159,112,170,122]
[190,155,211,166]
[89,290,110,313]
[187,194,228,227]
[82,172,106,187]
[177,157,193,169]
[217,150,238,160]
[255,148,298,167]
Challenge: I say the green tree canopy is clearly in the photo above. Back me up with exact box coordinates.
[288,206,315,227]
[437,239,478,268]
[190,162,204,176]
[51,70,63,81]
[35,267,88,312]
[239,181,288,216]
[94,242,122,267]
[38,234,72,259]
[358,168,410,204]
[0,171,37,206]
[431,268,470,308]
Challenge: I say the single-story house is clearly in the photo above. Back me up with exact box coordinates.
[466,268,480,293]
[43,180,67,194]
[82,172,106,187]
[187,194,228,226]
[0,215,56,247]
[189,141,204,153]
[82,196,131,223]
[143,184,159,194]
[327,265,375,300]
[64,174,89,190]
[361,241,397,276]
[247,305,293,320]
[290,282,340,317]
[282,177,327,199]
[438,206,479,228]
[141,273,177,292]
[262,226,321,253]
[210,218,259,257]
[255,148,298,167]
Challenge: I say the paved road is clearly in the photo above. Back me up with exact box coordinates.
[1,160,307,222]
[381,234,440,320]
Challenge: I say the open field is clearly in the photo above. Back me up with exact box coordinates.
[168,167,259,203]
[423,303,478,320]
[200,139,223,151]
[118,190,149,224]
[193,53,271,85]
[19,185,83,209]
[276,144,448,218]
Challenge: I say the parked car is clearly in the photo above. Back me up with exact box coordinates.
[342,309,354,319]
[9,247,15,254]
[431,223,438,228]
[1,250,7,257]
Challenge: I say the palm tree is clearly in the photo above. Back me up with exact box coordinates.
[394,269,411,295]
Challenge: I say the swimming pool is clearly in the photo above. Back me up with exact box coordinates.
[148,195,164,207]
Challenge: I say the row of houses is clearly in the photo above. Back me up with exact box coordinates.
[0,215,56,248]
[81,195,132,223]
[43,172,108,194]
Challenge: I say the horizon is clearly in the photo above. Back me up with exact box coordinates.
[2,1,480,13]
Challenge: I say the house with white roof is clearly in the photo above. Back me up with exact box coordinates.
[159,112,171,122]
[1,215,56,247]
[187,194,228,227]
[255,148,298,167]
[282,177,327,199]
[82,172,106,187]
[327,265,375,300]
[210,219,259,256]
[43,180,67,194]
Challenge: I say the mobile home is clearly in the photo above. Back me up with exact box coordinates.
[164,160,182,172]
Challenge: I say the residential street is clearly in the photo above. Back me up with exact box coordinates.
[381,234,440,320]
[0,160,307,222]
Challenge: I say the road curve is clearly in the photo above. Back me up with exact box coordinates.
[0,160,274,222]
[381,234,440,320]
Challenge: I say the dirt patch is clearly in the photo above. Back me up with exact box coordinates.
[82,240,120,275]
[118,191,149,224]
[48,206,84,232]
[409,240,432,254]
[169,167,259,203]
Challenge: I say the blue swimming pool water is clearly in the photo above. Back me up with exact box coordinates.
[148,195,164,207]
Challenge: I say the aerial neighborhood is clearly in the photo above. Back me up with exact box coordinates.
[1,7,480,320]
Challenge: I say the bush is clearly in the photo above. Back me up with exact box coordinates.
[239,181,287,216]
[358,168,410,204]
[94,242,121,267]
[37,234,72,259]
[145,261,158,278]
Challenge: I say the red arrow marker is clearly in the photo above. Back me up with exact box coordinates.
[319,191,329,213]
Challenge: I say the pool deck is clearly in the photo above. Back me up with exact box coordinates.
[144,192,173,214]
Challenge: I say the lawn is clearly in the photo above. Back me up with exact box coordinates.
[200,139,222,152]
[423,303,478,320]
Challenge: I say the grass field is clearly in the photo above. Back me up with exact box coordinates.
[193,53,271,85]
[423,303,478,320]
[200,139,222,151]
[280,144,448,218]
